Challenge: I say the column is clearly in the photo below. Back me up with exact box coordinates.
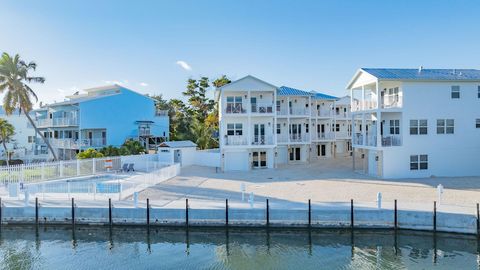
[247,90,251,146]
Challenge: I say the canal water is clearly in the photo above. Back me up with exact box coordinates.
[0,226,478,269]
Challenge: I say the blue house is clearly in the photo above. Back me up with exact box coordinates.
[34,85,169,160]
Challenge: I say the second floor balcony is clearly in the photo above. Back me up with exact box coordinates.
[277,133,310,143]
[38,138,107,149]
[251,135,274,146]
[313,132,335,141]
[37,117,79,128]
[353,133,402,147]
[224,135,248,146]
[251,103,274,114]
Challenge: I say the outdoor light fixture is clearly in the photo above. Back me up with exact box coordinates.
[260,94,263,98]
[244,95,247,99]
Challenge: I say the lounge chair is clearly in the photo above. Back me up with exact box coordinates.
[127,163,135,172]
[121,163,129,172]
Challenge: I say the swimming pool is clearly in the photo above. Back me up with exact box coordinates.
[25,174,125,194]
[0,227,477,269]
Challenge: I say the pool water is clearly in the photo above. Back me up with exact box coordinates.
[0,227,478,269]
[25,174,123,194]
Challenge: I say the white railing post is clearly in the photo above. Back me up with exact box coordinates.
[92,158,96,175]
[76,159,80,176]
[21,164,25,183]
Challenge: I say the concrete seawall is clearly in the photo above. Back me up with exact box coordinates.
[1,204,478,235]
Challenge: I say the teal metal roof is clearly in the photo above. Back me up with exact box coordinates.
[362,68,480,81]
[313,92,338,100]
[278,86,313,96]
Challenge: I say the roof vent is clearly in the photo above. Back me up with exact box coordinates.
[418,66,423,72]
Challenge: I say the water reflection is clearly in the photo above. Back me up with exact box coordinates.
[0,226,478,269]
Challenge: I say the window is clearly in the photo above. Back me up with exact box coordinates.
[451,86,460,99]
[306,124,309,133]
[335,124,340,132]
[276,100,281,112]
[476,119,480,128]
[410,119,427,135]
[276,124,281,134]
[410,155,428,170]
[389,120,400,135]
[226,96,243,113]
[478,86,480,98]
[437,119,454,134]
[226,123,242,136]
[28,136,35,143]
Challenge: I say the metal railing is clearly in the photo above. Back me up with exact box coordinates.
[224,135,248,146]
[382,96,403,109]
[37,117,78,127]
[314,132,335,140]
[251,103,274,114]
[251,135,274,145]
[382,135,402,147]
[225,104,246,114]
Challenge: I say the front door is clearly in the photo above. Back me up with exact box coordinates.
[289,148,301,161]
[252,151,267,168]
[254,124,265,144]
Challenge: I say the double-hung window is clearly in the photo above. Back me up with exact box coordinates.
[276,123,281,134]
[410,155,428,170]
[476,119,480,128]
[410,119,427,135]
[226,96,243,113]
[451,86,460,99]
[478,86,480,98]
[437,119,454,134]
[389,120,400,135]
[226,123,243,136]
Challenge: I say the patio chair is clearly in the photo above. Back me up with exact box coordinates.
[128,163,135,172]
[121,163,129,172]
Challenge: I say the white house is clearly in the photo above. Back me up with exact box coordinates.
[216,75,352,171]
[347,68,480,178]
[0,107,36,161]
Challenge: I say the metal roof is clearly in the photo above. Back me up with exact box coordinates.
[159,140,197,148]
[362,68,480,81]
[313,92,338,100]
[278,86,314,96]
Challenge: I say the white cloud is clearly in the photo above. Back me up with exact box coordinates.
[139,82,149,87]
[57,88,65,93]
[176,60,192,71]
[103,80,129,86]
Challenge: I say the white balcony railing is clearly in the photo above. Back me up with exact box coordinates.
[314,132,335,141]
[277,133,310,143]
[315,110,333,117]
[225,104,247,114]
[351,100,378,112]
[82,138,107,148]
[382,96,403,109]
[381,135,402,147]
[335,131,351,139]
[224,135,248,146]
[277,107,310,116]
[37,117,78,127]
[251,103,274,114]
[335,112,350,118]
[251,135,274,146]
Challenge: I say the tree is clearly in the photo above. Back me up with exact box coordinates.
[190,118,214,150]
[0,118,14,166]
[76,148,104,159]
[121,139,146,155]
[182,77,215,123]
[168,98,191,140]
[0,53,58,160]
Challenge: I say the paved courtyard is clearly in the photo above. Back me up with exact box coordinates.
[138,157,480,213]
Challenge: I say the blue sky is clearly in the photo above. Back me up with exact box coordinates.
[1,0,479,104]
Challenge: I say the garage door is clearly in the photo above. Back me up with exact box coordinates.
[224,151,249,171]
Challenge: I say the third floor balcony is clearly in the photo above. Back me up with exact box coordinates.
[37,117,79,128]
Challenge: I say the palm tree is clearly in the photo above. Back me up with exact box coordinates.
[190,118,215,150]
[0,118,14,166]
[0,53,58,160]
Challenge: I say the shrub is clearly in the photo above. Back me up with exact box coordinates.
[76,148,104,159]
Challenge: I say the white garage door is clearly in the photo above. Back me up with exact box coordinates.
[224,151,249,171]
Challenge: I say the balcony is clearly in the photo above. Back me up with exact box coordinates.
[225,104,247,114]
[315,110,333,117]
[351,100,377,112]
[42,138,107,149]
[224,135,248,146]
[251,103,274,114]
[381,96,403,109]
[381,135,402,147]
[313,132,335,141]
[277,107,310,117]
[335,131,351,139]
[353,133,377,146]
[155,109,169,116]
[37,117,78,128]
[277,133,310,143]
[251,135,274,146]
[335,111,350,119]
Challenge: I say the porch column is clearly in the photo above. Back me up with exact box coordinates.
[287,96,290,144]
[361,85,365,110]
[362,113,366,146]
[247,90,251,146]
[376,111,382,147]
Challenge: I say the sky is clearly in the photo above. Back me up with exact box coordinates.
[1,0,479,105]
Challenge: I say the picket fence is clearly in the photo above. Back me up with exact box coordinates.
[0,154,160,184]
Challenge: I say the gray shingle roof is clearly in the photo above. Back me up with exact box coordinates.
[362,68,480,81]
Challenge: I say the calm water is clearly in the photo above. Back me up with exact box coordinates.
[0,226,478,269]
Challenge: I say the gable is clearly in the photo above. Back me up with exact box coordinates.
[346,69,378,89]
[219,75,277,92]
